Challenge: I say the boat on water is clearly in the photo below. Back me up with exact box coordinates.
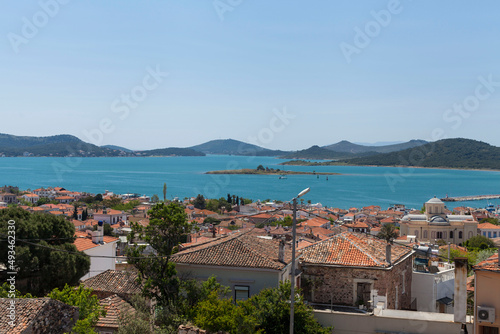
[279,174,287,179]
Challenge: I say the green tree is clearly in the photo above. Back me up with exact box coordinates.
[82,208,89,221]
[464,235,496,250]
[0,208,90,296]
[49,284,105,334]
[256,165,265,171]
[193,194,206,209]
[0,282,33,298]
[36,197,53,206]
[126,202,190,327]
[377,224,399,243]
[73,204,78,220]
[163,183,167,202]
[151,194,159,203]
[95,193,103,202]
[93,223,114,236]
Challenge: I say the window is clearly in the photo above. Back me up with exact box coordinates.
[459,231,463,239]
[431,231,436,239]
[450,231,454,238]
[436,231,443,239]
[234,286,250,301]
[494,232,498,238]
[480,326,499,334]
[423,230,428,239]
[443,231,447,239]
[414,230,419,238]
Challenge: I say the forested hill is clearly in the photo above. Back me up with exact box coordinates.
[323,139,427,154]
[341,138,500,170]
[0,133,120,157]
[0,133,205,157]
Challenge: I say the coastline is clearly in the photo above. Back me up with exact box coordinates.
[205,168,341,175]
[280,161,500,172]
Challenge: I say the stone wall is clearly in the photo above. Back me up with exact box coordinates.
[301,254,413,310]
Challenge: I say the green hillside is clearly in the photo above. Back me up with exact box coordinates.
[339,138,500,170]
[323,139,427,154]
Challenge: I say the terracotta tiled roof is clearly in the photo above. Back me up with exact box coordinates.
[82,270,142,295]
[172,230,292,270]
[95,294,136,329]
[300,217,329,228]
[0,298,77,334]
[73,232,118,252]
[300,232,412,268]
[477,222,500,230]
[474,253,500,272]
[94,209,124,215]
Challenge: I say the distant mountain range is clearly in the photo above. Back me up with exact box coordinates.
[188,139,288,156]
[323,139,428,154]
[1,134,498,170]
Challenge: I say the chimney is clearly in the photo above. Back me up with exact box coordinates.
[278,238,285,263]
[386,244,392,266]
[454,257,468,323]
[97,220,104,243]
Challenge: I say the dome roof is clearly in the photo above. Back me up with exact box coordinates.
[426,197,443,204]
[430,215,448,223]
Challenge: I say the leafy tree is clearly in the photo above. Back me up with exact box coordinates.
[0,282,33,298]
[151,194,159,203]
[36,197,53,206]
[103,195,122,209]
[163,183,167,202]
[82,208,89,221]
[126,202,190,327]
[193,281,331,334]
[464,235,496,251]
[93,223,114,236]
[203,216,221,226]
[193,194,206,209]
[95,193,103,202]
[256,165,265,171]
[49,284,105,334]
[117,294,157,334]
[0,208,90,296]
[112,199,142,211]
[480,217,499,225]
[377,224,399,243]
[73,204,79,220]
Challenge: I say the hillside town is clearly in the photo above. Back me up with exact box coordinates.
[1,184,499,333]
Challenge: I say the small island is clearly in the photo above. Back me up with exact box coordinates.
[206,165,341,176]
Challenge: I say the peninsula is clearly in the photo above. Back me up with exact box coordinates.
[206,166,340,176]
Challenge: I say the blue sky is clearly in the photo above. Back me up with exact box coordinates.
[1,1,499,150]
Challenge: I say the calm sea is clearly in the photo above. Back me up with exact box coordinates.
[1,156,499,210]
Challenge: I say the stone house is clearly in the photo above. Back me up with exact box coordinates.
[0,298,78,334]
[300,232,414,310]
[474,252,500,334]
[172,230,296,301]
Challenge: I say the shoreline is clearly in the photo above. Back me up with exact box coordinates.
[205,168,341,176]
[280,161,500,172]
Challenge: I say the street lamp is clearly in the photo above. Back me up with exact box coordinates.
[290,187,310,334]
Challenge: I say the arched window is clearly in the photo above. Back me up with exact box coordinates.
[431,231,436,239]
[443,231,447,239]
[468,231,473,238]
[414,230,419,238]
[450,231,454,238]
[423,230,428,239]
[459,231,463,239]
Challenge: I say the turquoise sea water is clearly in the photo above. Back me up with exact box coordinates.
[1,156,499,210]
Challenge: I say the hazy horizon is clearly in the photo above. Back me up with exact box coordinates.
[2,1,500,150]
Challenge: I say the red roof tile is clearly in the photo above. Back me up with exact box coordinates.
[300,232,412,268]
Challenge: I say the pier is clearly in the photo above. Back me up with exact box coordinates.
[441,195,500,202]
